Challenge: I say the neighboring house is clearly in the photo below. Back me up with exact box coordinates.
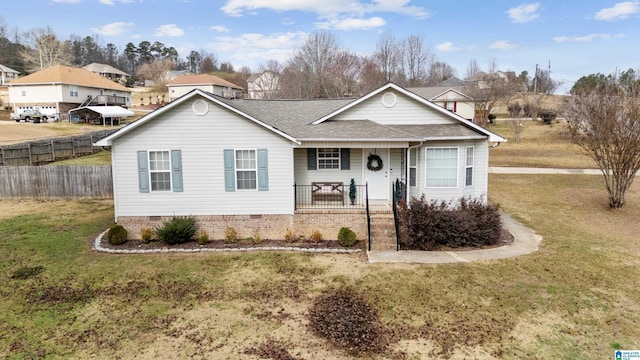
[7,64,132,119]
[167,74,243,101]
[247,71,280,99]
[95,83,505,250]
[0,64,19,85]
[83,63,130,83]
[408,78,475,120]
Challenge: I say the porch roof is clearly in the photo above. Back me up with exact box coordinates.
[389,124,487,140]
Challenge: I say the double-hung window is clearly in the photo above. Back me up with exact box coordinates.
[69,85,78,97]
[149,150,171,191]
[318,148,340,169]
[409,148,417,187]
[425,147,458,187]
[235,149,257,190]
[465,147,474,186]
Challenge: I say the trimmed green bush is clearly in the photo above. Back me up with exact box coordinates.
[107,225,128,245]
[337,227,357,247]
[155,216,197,245]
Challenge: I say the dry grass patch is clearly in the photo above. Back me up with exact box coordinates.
[0,120,117,145]
[488,120,596,168]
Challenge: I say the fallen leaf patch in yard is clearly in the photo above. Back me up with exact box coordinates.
[244,336,304,360]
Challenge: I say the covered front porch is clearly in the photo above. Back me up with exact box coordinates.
[293,145,409,210]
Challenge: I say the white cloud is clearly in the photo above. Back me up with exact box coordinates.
[92,22,134,36]
[207,31,307,66]
[436,42,462,52]
[316,17,386,30]
[210,25,229,33]
[595,1,640,20]
[220,0,429,19]
[99,0,136,4]
[489,40,518,49]
[553,33,624,42]
[154,24,185,37]
[52,0,80,3]
[507,3,540,23]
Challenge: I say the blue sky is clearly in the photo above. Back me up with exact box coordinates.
[4,1,640,93]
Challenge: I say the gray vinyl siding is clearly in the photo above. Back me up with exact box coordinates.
[331,89,457,125]
[111,97,294,218]
[409,140,488,202]
[294,148,363,186]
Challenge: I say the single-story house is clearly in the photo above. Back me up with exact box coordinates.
[7,64,132,119]
[167,74,243,101]
[94,83,505,250]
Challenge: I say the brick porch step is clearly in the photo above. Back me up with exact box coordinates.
[369,213,396,251]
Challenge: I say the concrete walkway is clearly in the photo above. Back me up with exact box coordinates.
[367,212,543,264]
[489,167,603,175]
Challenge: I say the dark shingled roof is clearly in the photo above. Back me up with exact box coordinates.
[214,95,486,141]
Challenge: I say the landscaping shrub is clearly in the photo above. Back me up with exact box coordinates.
[400,196,501,250]
[308,287,387,354]
[140,226,154,243]
[107,224,128,245]
[487,113,497,123]
[155,216,197,245]
[284,228,296,243]
[337,227,357,247]
[539,109,557,124]
[310,229,323,243]
[197,230,209,245]
[224,227,238,244]
[252,230,263,245]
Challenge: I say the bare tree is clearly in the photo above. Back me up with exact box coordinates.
[426,61,455,86]
[402,33,432,87]
[136,58,174,90]
[359,56,386,93]
[464,73,525,126]
[465,58,480,78]
[374,32,402,84]
[565,81,640,208]
[21,27,72,72]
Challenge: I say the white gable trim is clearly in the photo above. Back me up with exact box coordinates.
[430,88,473,101]
[311,83,505,143]
[94,89,299,146]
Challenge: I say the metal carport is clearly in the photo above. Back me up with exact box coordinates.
[68,106,135,126]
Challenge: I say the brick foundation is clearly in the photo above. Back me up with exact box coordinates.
[117,211,368,241]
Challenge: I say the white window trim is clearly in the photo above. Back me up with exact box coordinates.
[409,148,417,187]
[317,148,341,170]
[465,146,474,187]
[148,150,172,192]
[425,147,459,189]
[234,148,258,191]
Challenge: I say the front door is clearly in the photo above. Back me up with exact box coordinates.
[363,148,389,201]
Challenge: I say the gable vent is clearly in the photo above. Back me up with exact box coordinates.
[192,99,209,116]
[381,92,397,108]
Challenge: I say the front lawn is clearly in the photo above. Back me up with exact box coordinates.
[1,174,639,359]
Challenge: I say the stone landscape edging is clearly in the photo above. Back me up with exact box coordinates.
[93,230,362,254]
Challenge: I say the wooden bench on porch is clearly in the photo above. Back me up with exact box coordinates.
[311,182,344,204]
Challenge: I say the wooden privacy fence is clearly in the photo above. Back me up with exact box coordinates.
[0,165,113,198]
[0,129,116,166]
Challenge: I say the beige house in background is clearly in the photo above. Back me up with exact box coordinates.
[167,74,243,101]
[247,71,280,99]
[83,63,130,83]
[7,64,132,117]
[409,78,475,120]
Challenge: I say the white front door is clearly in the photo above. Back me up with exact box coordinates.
[363,148,389,201]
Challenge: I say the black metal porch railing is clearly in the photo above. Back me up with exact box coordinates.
[392,179,406,251]
[294,184,368,210]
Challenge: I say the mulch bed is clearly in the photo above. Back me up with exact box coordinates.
[100,237,363,252]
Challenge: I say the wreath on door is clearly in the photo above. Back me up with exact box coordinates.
[367,154,383,171]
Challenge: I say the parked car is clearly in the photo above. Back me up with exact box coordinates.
[10,110,58,123]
